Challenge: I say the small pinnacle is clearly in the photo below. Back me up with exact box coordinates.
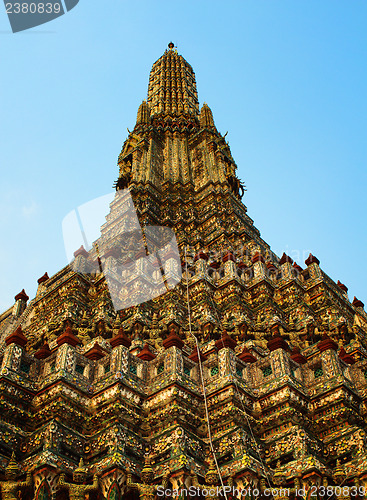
[168,42,174,49]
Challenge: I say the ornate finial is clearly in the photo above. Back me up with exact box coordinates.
[6,452,20,474]
[333,459,345,483]
[141,455,154,476]
[75,458,87,473]
[207,457,216,474]
[141,455,154,474]
[168,42,174,49]
[204,457,219,484]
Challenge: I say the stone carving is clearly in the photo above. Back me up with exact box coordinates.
[0,453,32,500]
[126,456,170,500]
[58,459,98,500]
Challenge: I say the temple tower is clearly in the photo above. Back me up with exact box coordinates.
[0,44,367,499]
[113,43,264,261]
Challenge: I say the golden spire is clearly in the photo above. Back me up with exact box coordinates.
[147,43,199,118]
[141,455,154,474]
[205,457,219,483]
[136,100,150,125]
[6,452,20,474]
[75,458,87,473]
[199,103,215,128]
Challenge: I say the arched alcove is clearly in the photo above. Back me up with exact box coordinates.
[107,481,121,500]
[35,480,52,500]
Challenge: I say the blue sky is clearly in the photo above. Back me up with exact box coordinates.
[0,0,366,311]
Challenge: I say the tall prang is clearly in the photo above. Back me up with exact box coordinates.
[0,44,367,500]
[112,43,260,252]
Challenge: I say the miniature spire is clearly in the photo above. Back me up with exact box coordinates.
[136,100,150,125]
[339,347,356,365]
[305,253,320,266]
[5,325,28,348]
[34,342,52,359]
[162,326,184,349]
[57,324,81,348]
[215,330,237,351]
[110,326,132,348]
[84,343,106,360]
[317,333,338,352]
[189,346,207,363]
[205,457,219,483]
[14,289,29,302]
[73,245,89,258]
[13,289,29,317]
[6,453,20,475]
[137,344,156,361]
[279,253,293,265]
[238,346,256,363]
[141,455,154,474]
[75,458,87,473]
[37,272,49,285]
[337,280,348,293]
[290,346,307,365]
[352,296,364,308]
[199,103,215,128]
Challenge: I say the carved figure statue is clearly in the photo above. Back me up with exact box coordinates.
[126,455,170,500]
[131,322,144,341]
[271,464,302,500]
[77,312,93,345]
[114,161,132,190]
[201,322,214,343]
[0,453,32,500]
[235,322,249,342]
[58,458,98,500]
[333,460,351,500]
[191,458,233,499]
[94,319,112,339]
[226,174,245,199]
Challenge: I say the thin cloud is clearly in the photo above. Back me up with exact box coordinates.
[21,200,39,219]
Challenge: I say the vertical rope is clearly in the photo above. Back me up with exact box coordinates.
[201,276,273,491]
[184,247,228,499]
